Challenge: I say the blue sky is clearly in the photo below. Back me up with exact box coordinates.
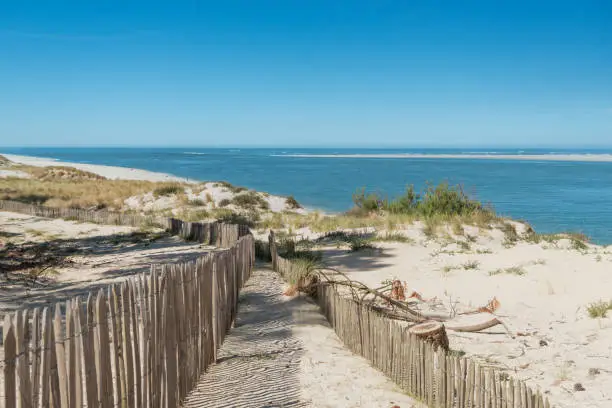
[1,1,611,147]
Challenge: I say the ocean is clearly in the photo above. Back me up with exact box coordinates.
[2,147,612,244]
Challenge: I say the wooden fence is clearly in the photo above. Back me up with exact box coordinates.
[167,218,251,248]
[1,226,255,408]
[0,200,163,228]
[267,235,552,408]
[0,199,251,248]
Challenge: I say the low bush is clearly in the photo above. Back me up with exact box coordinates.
[285,195,302,209]
[153,183,184,197]
[587,300,612,318]
[232,191,269,210]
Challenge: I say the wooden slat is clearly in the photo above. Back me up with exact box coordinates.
[4,315,17,408]
[94,290,112,408]
[129,279,142,408]
[40,309,52,408]
[71,298,83,408]
[65,300,77,408]
[121,283,135,408]
[52,304,69,408]
[83,294,98,408]
[109,285,124,408]
[31,308,42,407]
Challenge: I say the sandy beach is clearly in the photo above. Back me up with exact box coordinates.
[2,153,192,182]
[284,223,612,408]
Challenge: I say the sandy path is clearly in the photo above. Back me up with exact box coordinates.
[184,267,418,408]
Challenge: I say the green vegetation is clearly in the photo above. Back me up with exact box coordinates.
[525,231,590,251]
[216,181,248,194]
[153,183,184,197]
[231,191,270,210]
[218,198,231,207]
[489,266,526,276]
[351,182,493,219]
[372,232,414,243]
[285,195,302,209]
[212,208,260,227]
[187,198,206,206]
[586,300,612,318]
[462,260,480,270]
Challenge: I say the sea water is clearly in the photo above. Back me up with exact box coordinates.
[2,147,612,244]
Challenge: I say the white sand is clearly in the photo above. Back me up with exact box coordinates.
[315,225,612,407]
[273,153,612,162]
[2,153,192,182]
[0,169,31,178]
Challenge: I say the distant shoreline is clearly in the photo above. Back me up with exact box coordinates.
[272,153,612,162]
[1,153,193,183]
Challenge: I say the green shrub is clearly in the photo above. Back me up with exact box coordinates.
[188,198,206,206]
[213,209,258,227]
[587,300,612,318]
[217,181,248,194]
[462,260,480,270]
[153,184,184,197]
[232,191,269,210]
[218,198,231,207]
[350,182,493,220]
[285,195,302,209]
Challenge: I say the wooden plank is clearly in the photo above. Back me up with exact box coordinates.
[129,279,142,408]
[211,259,218,362]
[65,301,77,408]
[40,309,52,408]
[121,283,135,408]
[4,315,17,408]
[14,310,32,408]
[71,298,83,408]
[53,304,69,408]
[83,294,98,408]
[94,290,113,408]
[109,285,124,408]
[165,271,178,408]
[31,308,42,407]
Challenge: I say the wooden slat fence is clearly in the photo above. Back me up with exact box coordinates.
[267,235,552,408]
[166,218,250,248]
[1,223,255,408]
[0,200,164,228]
[0,199,251,248]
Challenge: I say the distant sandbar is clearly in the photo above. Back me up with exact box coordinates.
[272,153,612,162]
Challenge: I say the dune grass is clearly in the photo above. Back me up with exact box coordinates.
[586,300,612,318]
[0,175,188,210]
[489,266,526,276]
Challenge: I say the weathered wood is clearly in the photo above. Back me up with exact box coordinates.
[109,285,124,408]
[83,294,98,408]
[121,283,135,408]
[53,304,69,408]
[65,301,77,408]
[4,315,17,408]
[71,298,83,408]
[40,308,52,408]
[31,308,42,407]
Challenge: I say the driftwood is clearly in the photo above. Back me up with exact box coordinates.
[409,321,449,351]
[445,317,503,332]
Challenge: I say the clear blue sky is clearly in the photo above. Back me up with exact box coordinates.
[1,1,611,147]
